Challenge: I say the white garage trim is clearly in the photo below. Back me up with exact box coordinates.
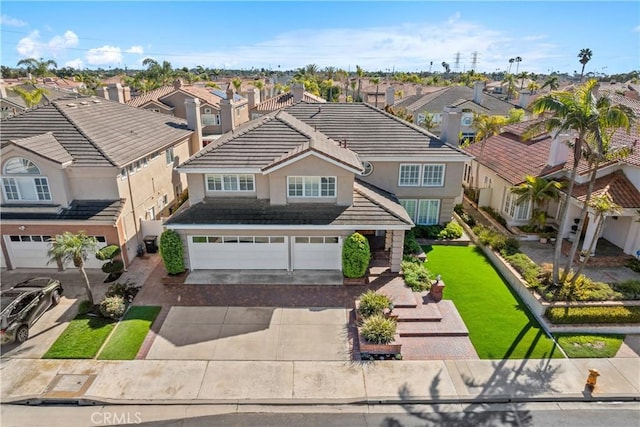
[292,236,342,270]
[3,234,106,269]
[188,235,288,270]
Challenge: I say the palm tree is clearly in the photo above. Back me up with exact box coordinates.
[472,114,507,190]
[511,175,563,232]
[304,64,318,76]
[16,58,58,78]
[572,194,621,278]
[355,65,364,102]
[47,231,99,305]
[231,77,242,94]
[525,79,634,284]
[502,73,517,100]
[441,62,450,74]
[578,48,593,82]
[528,81,541,94]
[10,86,50,108]
[419,112,437,132]
[541,76,560,92]
[250,79,265,101]
[518,71,529,91]
[514,56,522,74]
[507,58,515,74]
[370,76,381,108]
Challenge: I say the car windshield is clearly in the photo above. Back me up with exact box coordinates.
[15,278,52,288]
[1,293,23,312]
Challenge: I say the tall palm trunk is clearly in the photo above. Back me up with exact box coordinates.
[79,264,94,305]
[562,161,599,283]
[551,134,583,284]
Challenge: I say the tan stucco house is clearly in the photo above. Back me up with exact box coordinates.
[166,102,471,273]
[0,96,201,269]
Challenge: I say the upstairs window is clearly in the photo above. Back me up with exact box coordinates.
[398,164,421,186]
[206,174,255,192]
[422,164,445,187]
[2,157,51,201]
[288,176,336,197]
[166,148,175,166]
[399,164,444,187]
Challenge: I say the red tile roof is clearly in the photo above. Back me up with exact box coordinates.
[571,170,640,208]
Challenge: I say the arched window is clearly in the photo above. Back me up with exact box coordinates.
[2,157,51,201]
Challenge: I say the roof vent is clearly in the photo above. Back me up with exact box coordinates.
[80,101,89,105]
[67,103,77,108]
[92,99,101,103]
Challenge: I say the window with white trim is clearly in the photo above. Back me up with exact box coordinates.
[2,157,52,201]
[400,199,418,220]
[398,164,421,186]
[287,176,336,197]
[463,164,471,183]
[400,199,440,225]
[166,148,175,165]
[422,164,445,187]
[206,174,255,192]
[503,190,531,221]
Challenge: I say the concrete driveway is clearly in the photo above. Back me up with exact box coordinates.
[146,306,350,361]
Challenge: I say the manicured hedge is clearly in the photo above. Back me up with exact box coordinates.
[342,232,371,278]
[504,252,543,288]
[546,306,640,324]
[401,257,432,291]
[159,230,185,275]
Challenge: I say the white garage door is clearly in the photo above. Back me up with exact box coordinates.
[4,234,106,269]
[188,235,288,270]
[293,236,342,270]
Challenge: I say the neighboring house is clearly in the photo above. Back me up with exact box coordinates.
[0,97,202,269]
[250,84,325,119]
[393,82,518,142]
[0,79,82,119]
[463,102,640,257]
[166,102,471,274]
[101,80,251,138]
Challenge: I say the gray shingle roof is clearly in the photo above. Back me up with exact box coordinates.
[395,86,514,116]
[166,183,412,228]
[1,97,193,167]
[252,91,325,113]
[1,199,124,223]
[8,132,73,165]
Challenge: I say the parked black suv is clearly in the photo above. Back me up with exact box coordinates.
[1,277,63,344]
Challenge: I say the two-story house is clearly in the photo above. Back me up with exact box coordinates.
[0,96,201,269]
[166,102,471,274]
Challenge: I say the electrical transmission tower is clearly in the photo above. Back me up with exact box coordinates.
[470,51,479,71]
[453,52,461,72]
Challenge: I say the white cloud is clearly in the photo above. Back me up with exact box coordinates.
[126,45,144,54]
[86,45,122,65]
[633,25,640,32]
[16,29,78,60]
[1,14,27,27]
[65,58,84,69]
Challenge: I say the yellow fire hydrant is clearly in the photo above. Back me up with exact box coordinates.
[586,369,600,390]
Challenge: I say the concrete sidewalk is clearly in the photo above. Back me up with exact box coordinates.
[1,357,638,405]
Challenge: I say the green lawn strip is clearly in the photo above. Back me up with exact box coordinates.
[97,306,161,360]
[553,334,625,358]
[423,245,563,359]
[43,315,116,359]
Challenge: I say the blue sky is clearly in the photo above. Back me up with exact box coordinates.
[1,1,638,75]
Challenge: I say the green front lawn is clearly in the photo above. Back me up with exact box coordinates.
[554,334,625,358]
[44,314,116,359]
[98,306,161,360]
[424,245,563,359]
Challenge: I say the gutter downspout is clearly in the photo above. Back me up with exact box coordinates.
[125,168,142,252]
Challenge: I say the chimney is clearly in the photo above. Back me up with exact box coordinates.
[292,83,304,103]
[0,79,6,98]
[220,98,234,133]
[473,81,484,104]
[246,87,258,110]
[385,86,395,106]
[95,86,109,100]
[107,83,124,103]
[519,91,531,108]
[173,79,184,90]
[416,85,422,96]
[547,132,571,167]
[122,86,131,102]
[184,98,203,153]
[440,106,462,146]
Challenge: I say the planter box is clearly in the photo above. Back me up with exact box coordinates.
[358,331,402,355]
[162,271,188,285]
[344,277,367,286]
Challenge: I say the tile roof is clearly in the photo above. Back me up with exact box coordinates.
[1,97,193,167]
[126,86,175,108]
[570,170,640,209]
[283,102,469,159]
[252,91,325,113]
[394,86,515,116]
[7,132,73,165]
[1,199,125,223]
[166,183,412,228]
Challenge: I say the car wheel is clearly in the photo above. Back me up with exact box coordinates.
[51,290,61,306]
[15,326,29,343]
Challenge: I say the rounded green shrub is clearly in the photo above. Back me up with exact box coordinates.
[437,221,463,240]
[342,232,371,278]
[101,259,125,274]
[95,244,122,261]
[159,230,185,275]
[358,290,392,318]
[99,295,126,319]
[361,314,397,344]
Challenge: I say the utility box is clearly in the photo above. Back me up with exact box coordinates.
[143,235,158,254]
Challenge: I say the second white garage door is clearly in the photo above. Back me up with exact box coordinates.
[292,236,342,270]
[188,236,289,270]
